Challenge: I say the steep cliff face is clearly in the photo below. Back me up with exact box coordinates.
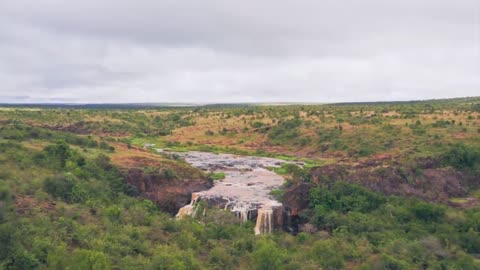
[348,167,466,202]
[283,157,469,219]
[124,168,213,214]
[309,155,468,203]
[283,182,312,216]
[110,144,213,214]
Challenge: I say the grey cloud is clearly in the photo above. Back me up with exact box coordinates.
[0,0,478,103]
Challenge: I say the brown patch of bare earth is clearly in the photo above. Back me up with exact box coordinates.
[15,195,56,215]
[109,143,164,167]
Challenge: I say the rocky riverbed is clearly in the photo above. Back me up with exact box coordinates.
[161,150,300,234]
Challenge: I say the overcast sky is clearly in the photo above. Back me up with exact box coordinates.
[0,1,479,103]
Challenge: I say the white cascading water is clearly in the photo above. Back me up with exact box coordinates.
[230,201,256,223]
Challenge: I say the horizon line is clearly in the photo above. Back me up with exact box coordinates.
[0,95,479,107]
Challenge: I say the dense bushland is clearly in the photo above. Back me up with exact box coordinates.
[0,98,479,269]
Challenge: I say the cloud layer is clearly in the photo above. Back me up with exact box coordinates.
[0,0,479,103]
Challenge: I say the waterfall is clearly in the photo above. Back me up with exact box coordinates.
[177,193,281,235]
[176,192,201,219]
[240,209,249,223]
[160,149,295,234]
[254,208,274,235]
[233,208,249,223]
[231,201,253,224]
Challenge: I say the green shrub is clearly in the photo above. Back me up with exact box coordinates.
[459,228,480,253]
[209,246,234,269]
[149,245,201,270]
[443,143,480,172]
[268,118,302,144]
[43,141,72,168]
[43,174,76,202]
[5,250,40,270]
[0,184,12,222]
[277,163,310,185]
[176,232,200,250]
[32,237,54,264]
[310,240,344,270]
[105,205,122,222]
[68,249,111,270]
[310,182,386,214]
[160,168,177,180]
[270,189,285,201]
[251,122,265,128]
[209,172,226,181]
[0,224,16,261]
[317,127,342,142]
[251,239,285,270]
[373,254,409,270]
[411,202,445,223]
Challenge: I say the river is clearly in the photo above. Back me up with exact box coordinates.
[160,150,300,234]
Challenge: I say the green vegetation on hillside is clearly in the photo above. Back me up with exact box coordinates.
[0,97,479,269]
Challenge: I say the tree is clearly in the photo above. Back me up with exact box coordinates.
[0,184,12,222]
[310,240,344,270]
[43,173,89,203]
[251,239,284,270]
[148,245,200,270]
[411,202,445,223]
[5,250,39,270]
[0,224,16,261]
[44,141,71,168]
[68,249,111,270]
[443,143,480,172]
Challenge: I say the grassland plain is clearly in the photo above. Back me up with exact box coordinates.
[0,97,479,269]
